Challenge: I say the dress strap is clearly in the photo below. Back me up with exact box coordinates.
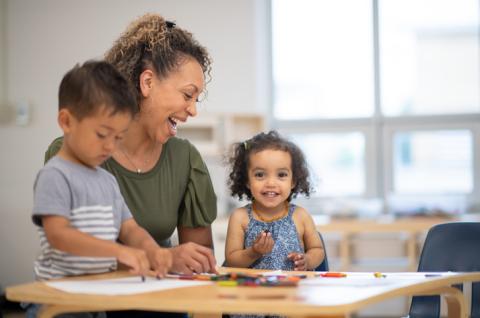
[287,202,296,218]
[246,203,254,220]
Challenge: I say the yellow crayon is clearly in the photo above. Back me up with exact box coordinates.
[217,281,238,287]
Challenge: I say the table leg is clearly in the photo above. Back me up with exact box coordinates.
[414,286,467,318]
[406,234,417,271]
[443,288,467,318]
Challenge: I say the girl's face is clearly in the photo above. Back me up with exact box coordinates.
[140,57,205,144]
[247,149,295,213]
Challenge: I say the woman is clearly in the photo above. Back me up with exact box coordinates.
[45,13,217,276]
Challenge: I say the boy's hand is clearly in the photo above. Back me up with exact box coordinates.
[146,247,173,278]
[287,252,307,271]
[116,246,150,276]
[252,231,274,255]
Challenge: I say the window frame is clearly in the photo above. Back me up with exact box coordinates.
[270,0,480,214]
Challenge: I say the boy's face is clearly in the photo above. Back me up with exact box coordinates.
[247,149,295,213]
[60,107,131,168]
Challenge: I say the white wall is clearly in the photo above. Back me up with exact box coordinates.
[0,0,270,286]
[0,0,5,103]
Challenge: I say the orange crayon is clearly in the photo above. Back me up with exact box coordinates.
[320,272,347,278]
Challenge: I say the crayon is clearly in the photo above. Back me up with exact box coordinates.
[286,276,301,282]
[165,273,195,280]
[320,272,347,278]
[179,275,195,280]
[217,281,238,287]
[374,272,386,278]
[195,274,213,281]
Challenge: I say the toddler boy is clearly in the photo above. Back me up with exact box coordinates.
[27,61,172,317]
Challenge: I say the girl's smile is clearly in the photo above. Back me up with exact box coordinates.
[247,149,295,215]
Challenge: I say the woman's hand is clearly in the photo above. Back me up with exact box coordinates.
[146,247,173,278]
[252,231,274,256]
[287,252,307,271]
[169,242,217,274]
[116,245,151,276]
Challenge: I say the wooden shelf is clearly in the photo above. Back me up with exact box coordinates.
[223,114,266,146]
[176,115,221,156]
[176,112,266,156]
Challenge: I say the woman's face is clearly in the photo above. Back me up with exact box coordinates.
[140,57,205,144]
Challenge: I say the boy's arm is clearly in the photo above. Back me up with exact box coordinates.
[42,215,150,275]
[119,219,172,277]
[225,209,265,268]
[300,209,325,270]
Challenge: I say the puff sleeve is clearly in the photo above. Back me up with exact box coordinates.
[44,137,64,163]
[178,142,217,227]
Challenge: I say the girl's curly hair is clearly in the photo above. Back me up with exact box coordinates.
[227,130,312,201]
[105,13,212,105]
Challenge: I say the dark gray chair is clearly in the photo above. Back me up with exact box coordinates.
[315,231,329,271]
[409,222,480,318]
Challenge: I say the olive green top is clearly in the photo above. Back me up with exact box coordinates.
[45,137,217,247]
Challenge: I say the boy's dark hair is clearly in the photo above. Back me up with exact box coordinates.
[227,130,312,201]
[58,60,138,119]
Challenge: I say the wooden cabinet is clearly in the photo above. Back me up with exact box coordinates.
[176,112,266,157]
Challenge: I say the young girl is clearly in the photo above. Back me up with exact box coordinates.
[225,130,325,271]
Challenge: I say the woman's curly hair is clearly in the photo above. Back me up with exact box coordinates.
[105,13,212,105]
[227,130,312,202]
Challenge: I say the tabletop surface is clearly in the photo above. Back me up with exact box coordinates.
[7,269,480,316]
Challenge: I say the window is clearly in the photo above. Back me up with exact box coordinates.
[272,0,374,119]
[272,0,480,216]
[290,132,365,196]
[380,0,480,115]
[392,130,473,194]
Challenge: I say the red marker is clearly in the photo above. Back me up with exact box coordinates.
[320,272,347,278]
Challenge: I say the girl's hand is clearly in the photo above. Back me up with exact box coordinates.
[116,245,151,276]
[288,252,307,271]
[146,247,173,278]
[252,231,274,255]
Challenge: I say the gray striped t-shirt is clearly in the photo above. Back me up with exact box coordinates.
[32,156,132,281]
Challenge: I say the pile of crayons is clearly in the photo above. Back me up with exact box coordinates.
[166,272,304,287]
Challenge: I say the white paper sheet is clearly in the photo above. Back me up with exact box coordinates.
[46,276,212,295]
[300,272,458,287]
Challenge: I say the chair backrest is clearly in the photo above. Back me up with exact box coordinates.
[315,231,329,271]
[409,222,480,318]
